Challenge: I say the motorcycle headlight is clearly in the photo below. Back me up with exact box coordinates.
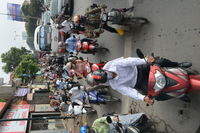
[102,13,107,21]
[154,70,166,92]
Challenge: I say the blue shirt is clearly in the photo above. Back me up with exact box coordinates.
[65,37,77,53]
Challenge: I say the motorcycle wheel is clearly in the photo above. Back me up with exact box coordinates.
[95,47,109,52]
[101,95,121,102]
[130,17,149,24]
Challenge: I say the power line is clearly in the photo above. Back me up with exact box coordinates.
[0,12,39,20]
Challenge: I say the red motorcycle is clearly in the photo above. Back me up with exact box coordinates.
[75,39,109,55]
[136,49,200,102]
[74,59,106,78]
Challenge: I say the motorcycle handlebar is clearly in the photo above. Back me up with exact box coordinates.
[146,95,154,106]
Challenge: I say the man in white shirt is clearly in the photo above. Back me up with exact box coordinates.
[69,86,85,105]
[86,57,155,105]
[86,56,192,104]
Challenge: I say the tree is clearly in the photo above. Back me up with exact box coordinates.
[1,47,31,73]
[21,2,30,16]
[25,18,37,37]
[14,54,39,83]
[29,0,44,17]
[26,36,35,51]
[21,0,44,50]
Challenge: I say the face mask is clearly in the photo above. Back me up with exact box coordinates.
[106,71,113,80]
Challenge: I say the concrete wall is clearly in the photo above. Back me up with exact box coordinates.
[0,85,15,100]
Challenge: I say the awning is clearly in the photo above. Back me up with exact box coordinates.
[15,88,30,96]
[0,104,30,133]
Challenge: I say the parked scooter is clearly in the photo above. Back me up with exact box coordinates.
[76,39,109,55]
[101,7,149,26]
[136,49,199,102]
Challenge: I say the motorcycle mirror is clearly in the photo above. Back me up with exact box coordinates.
[106,116,113,123]
[151,53,154,57]
[136,49,145,58]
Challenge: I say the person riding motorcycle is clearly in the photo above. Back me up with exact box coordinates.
[80,113,150,133]
[76,38,98,55]
[80,116,110,133]
[73,4,126,37]
[86,56,192,105]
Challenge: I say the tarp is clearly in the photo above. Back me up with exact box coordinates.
[0,104,30,133]
[15,88,30,97]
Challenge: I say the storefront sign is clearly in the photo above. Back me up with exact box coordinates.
[0,104,30,133]
[35,104,54,112]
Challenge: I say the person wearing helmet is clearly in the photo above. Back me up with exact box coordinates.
[58,41,66,53]
[76,38,97,55]
[72,4,126,37]
[63,62,75,80]
[80,117,110,133]
[79,117,118,133]
[73,14,125,36]
[87,56,192,103]
[86,57,155,105]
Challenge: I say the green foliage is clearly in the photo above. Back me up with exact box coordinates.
[21,0,43,17]
[0,99,6,102]
[1,47,31,73]
[21,0,44,48]
[25,18,37,37]
[29,0,44,17]
[26,36,35,51]
[21,2,30,16]
[14,54,39,83]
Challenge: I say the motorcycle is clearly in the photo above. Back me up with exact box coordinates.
[136,49,200,102]
[62,81,120,105]
[101,7,149,26]
[73,58,106,78]
[82,88,120,104]
[75,39,109,55]
[60,81,96,115]
[65,54,106,79]
[106,113,154,133]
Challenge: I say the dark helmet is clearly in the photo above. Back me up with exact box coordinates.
[86,70,107,86]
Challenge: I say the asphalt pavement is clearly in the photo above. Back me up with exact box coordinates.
[73,0,200,133]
